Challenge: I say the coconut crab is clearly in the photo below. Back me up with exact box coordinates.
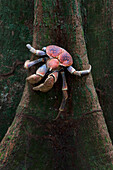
[24,44,91,119]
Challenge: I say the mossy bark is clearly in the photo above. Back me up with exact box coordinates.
[81,0,113,142]
[0,0,113,169]
[0,0,33,141]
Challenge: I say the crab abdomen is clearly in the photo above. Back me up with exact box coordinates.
[46,45,73,67]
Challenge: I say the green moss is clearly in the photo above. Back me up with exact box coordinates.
[0,0,33,142]
[81,0,113,140]
[75,53,83,67]
[85,84,93,103]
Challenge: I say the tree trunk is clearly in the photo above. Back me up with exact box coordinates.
[81,0,113,141]
[0,0,113,169]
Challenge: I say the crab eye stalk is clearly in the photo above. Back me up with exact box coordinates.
[42,47,46,52]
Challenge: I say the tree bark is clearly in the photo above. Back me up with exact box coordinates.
[0,0,113,169]
[81,0,113,141]
[0,0,33,142]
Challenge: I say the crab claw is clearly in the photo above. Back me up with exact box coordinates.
[26,74,42,84]
[33,76,55,92]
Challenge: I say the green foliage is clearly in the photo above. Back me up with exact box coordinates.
[0,0,33,141]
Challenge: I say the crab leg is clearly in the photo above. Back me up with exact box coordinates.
[59,71,68,110]
[24,57,48,69]
[67,64,91,76]
[54,71,68,120]
[26,44,46,56]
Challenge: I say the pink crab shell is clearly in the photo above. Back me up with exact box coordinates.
[46,45,73,67]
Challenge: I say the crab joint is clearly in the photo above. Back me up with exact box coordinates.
[36,64,48,77]
[24,58,45,69]
[48,71,59,82]
[67,66,76,74]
